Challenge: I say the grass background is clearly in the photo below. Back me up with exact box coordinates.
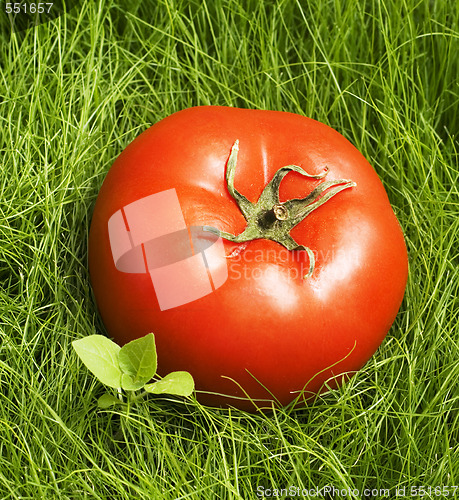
[0,0,457,498]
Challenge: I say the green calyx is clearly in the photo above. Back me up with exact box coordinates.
[205,140,356,278]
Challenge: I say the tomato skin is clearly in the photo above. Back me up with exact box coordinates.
[89,106,408,411]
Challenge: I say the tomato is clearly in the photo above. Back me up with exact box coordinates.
[88,106,408,411]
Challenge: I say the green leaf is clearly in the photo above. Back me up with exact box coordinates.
[72,335,122,389]
[121,373,146,391]
[119,333,157,387]
[144,371,195,397]
[97,393,122,409]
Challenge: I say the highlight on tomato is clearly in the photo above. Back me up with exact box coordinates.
[88,106,408,411]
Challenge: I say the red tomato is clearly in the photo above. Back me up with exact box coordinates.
[89,106,408,411]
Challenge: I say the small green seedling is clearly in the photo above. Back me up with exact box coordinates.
[72,333,194,408]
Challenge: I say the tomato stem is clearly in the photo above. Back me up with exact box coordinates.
[205,140,356,278]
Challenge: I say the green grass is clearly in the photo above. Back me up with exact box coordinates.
[0,0,458,498]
